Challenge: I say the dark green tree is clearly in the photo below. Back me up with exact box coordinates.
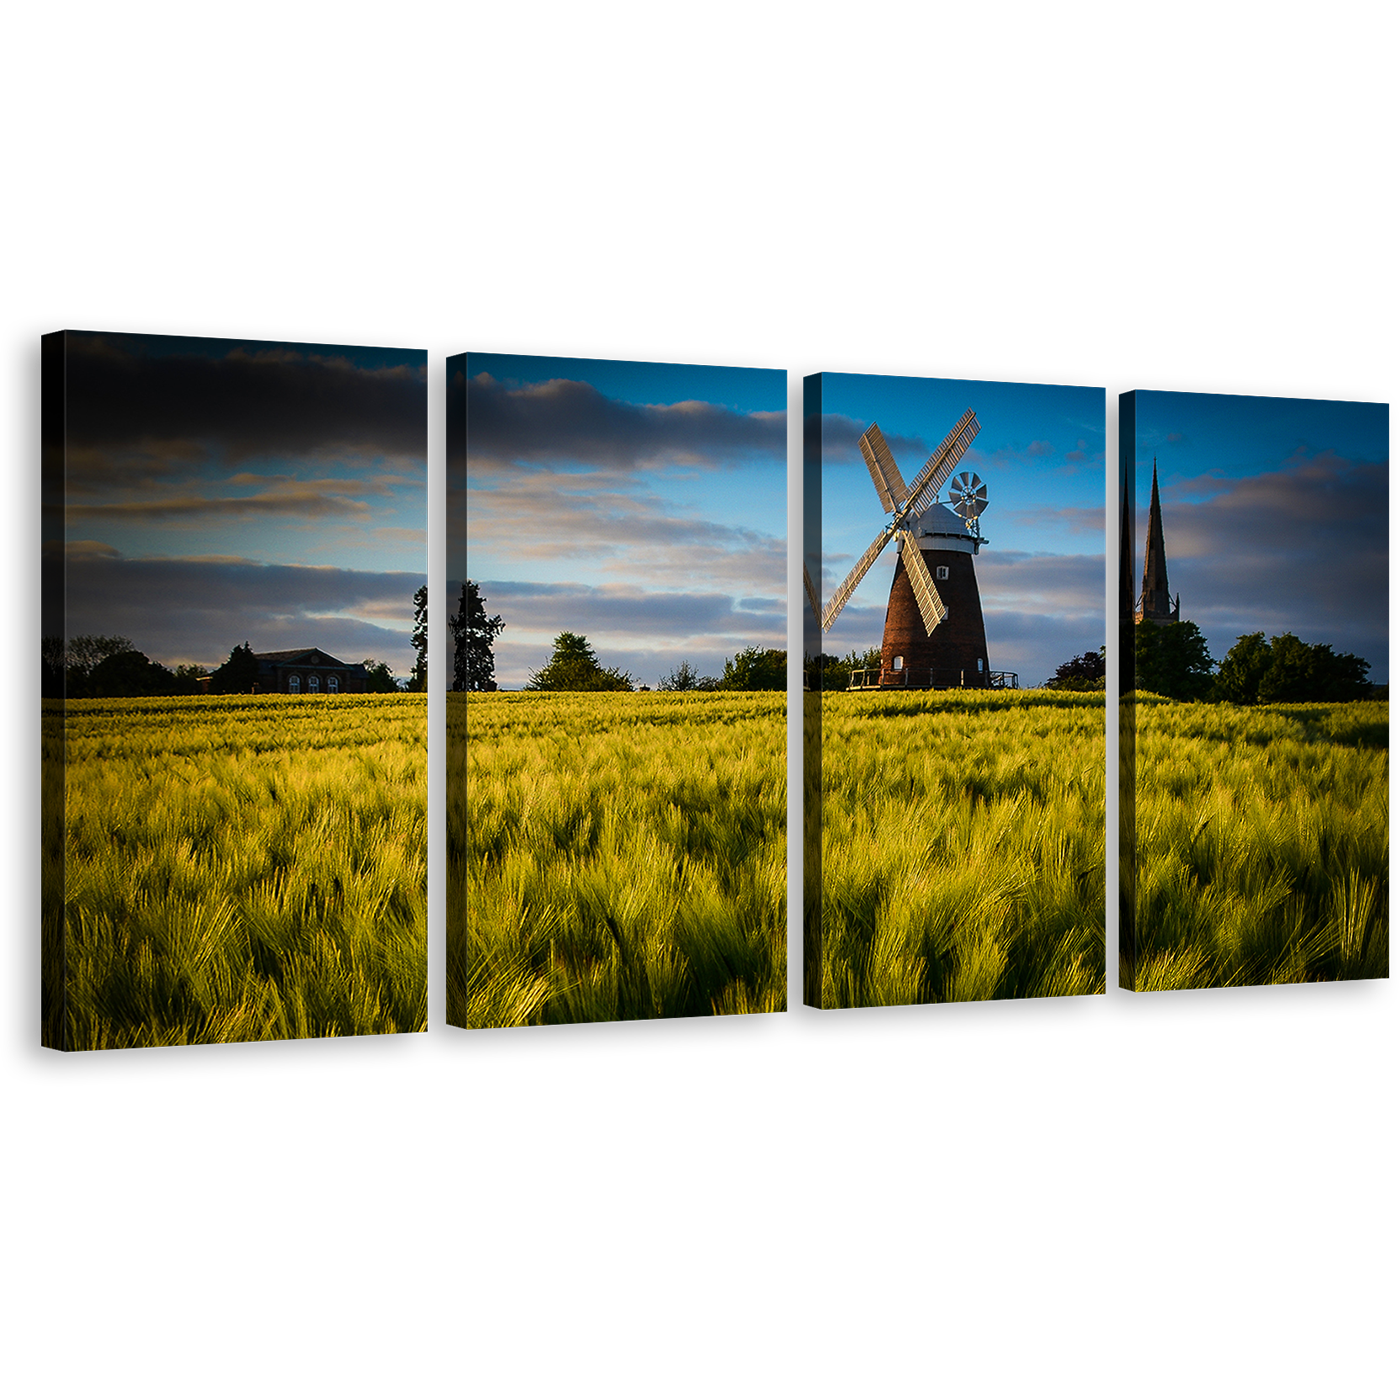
[1262,634,1370,702]
[407,584,429,692]
[88,649,179,697]
[720,646,787,691]
[450,581,504,692]
[1133,621,1215,700]
[208,642,261,695]
[828,646,883,691]
[1213,632,1273,704]
[526,632,633,692]
[50,634,136,696]
[40,638,65,697]
[658,659,701,691]
[172,663,209,695]
[1044,646,1107,691]
[362,658,402,693]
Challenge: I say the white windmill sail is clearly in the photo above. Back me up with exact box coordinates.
[821,407,982,634]
[896,529,948,633]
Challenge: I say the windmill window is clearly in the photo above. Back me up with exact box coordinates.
[288,675,300,693]
[977,657,984,673]
[309,674,320,692]
[936,566,949,580]
[892,655,904,670]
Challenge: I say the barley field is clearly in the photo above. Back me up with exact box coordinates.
[44,693,427,1050]
[818,689,1106,1008]
[1129,696,1388,990]
[453,690,786,1027]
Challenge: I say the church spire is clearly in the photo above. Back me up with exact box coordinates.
[1137,458,1179,625]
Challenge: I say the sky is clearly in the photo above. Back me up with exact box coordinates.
[814,373,1106,687]
[53,333,427,677]
[461,353,786,689]
[1129,391,1389,682]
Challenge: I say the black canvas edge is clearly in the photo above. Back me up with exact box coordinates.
[1118,391,1137,990]
[802,374,823,1007]
[24,320,1388,1092]
[445,353,468,1028]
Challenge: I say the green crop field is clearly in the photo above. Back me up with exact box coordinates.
[1129,697,1388,990]
[817,689,1106,1008]
[44,693,427,1050]
[452,690,787,1027]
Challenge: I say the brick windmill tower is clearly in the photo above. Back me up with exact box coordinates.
[1135,458,1180,625]
[821,409,996,687]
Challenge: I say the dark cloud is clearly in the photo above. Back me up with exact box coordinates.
[819,413,928,468]
[1147,451,1388,677]
[1028,440,1054,456]
[61,333,426,463]
[468,373,783,470]
[54,546,425,672]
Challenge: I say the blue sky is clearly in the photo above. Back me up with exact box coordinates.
[464,353,786,689]
[57,333,426,675]
[815,372,1106,686]
[1129,391,1389,682]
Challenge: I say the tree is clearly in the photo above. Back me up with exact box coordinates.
[1133,621,1215,700]
[1216,632,1370,704]
[525,632,633,691]
[208,642,261,695]
[810,646,882,691]
[1044,647,1106,691]
[172,663,209,695]
[47,634,135,697]
[720,646,787,691]
[1213,632,1273,704]
[407,584,429,692]
[658,660,701,691]
[88,649,179,698]
[362,658,401,693]
[41,636,65,698]
[450,581,504,692]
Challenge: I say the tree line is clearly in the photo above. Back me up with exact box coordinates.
[449,581,785,692]
[1133,621,1374,703]
[1029,627,1373,703]
[43,585,430,698]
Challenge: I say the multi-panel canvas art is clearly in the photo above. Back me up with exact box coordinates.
[1119,390,1389,991]
[804,373,1107,1008]
[45,340,1379,1042]
[42,332,428,1049]
[447,354,787,1027]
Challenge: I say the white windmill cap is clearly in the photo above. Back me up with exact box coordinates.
[913,502,967,536]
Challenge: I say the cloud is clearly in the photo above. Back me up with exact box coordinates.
[466,464,785,596]
[475,578,785,646]
[468,373,783,472]
[978,551,1105,615]
[53,546,426,671]
[818,413,928,468]
[61,334,426,464]
[1028,440,1053,456]
[1002,505,1105,536]
[65,489,375,522]
[1141,450,1388,676]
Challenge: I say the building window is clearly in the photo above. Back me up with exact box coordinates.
[893,655,903,670]
[936,566,949,580]
[308,674,320,692]
[288,675,300,693]
[328,675,339,693]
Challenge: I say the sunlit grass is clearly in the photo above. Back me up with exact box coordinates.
[819,689,1106,1008]
[1130,696,1388,990]
[456,691,786,1027]
[47,694,427,1049]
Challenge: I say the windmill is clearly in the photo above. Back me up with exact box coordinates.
[818,408,995,688]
